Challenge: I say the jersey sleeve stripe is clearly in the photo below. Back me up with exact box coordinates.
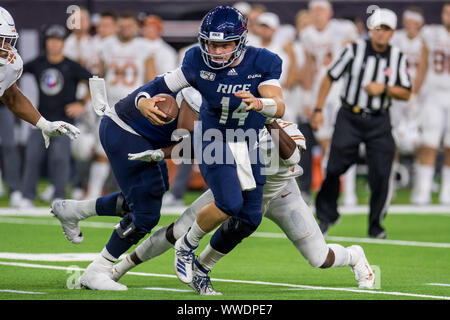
[258,79,281,88]
[328,45,354,81]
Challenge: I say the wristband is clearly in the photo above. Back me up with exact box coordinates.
[135,92,151,109]
[257,98,277,117]
[313,108,323,113]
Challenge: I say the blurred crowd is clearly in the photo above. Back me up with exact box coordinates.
[0,0,448,208]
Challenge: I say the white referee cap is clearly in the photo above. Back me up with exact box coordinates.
[368,8,397,30]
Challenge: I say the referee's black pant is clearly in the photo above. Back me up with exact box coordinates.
[315,106,395,237]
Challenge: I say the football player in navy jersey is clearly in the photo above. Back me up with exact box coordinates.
[121,6,285,293]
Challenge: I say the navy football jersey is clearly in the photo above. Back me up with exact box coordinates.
[115,45,282,143]
[182,46,282,134]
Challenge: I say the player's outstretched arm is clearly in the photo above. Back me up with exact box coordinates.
[1,83,41,125]
[1,83,80,148]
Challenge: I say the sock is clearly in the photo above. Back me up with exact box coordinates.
[86,161,110,199]
[135,226,173,262]
[196,243,226,275]
[112,254,136,277]
[185,220,207,248]
[343,164,356,198]
[105,230,133,259]
[96,192,124,217]
[418,164,434,198]
[95,247,117,266]
[440,166,450,200]
[347,246,361,266]
[0,169,3,196]
[327,244,350,267]
[75,199,97,220]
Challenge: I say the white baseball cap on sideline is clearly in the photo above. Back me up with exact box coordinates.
[368,8,397,30]
[257,12,280,30]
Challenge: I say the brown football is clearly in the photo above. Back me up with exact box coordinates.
[154,93,178,124]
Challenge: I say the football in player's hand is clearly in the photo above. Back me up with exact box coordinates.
[154,93,178,124]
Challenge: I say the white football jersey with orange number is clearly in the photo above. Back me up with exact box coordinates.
[0,48,23,97]
[100,36,153,106]
[390,30,423,82]
[421,25,450,91]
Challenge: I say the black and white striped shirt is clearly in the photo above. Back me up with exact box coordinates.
[328,38,411,112]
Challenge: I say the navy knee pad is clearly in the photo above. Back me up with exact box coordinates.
[210,217,258,254]
[115,213,148,245]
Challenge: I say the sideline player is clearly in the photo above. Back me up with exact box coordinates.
[389,7,424,193]
[302,0,359,206]
[52,88,374,294]
[0,7,80,150]
[411,3,450,205]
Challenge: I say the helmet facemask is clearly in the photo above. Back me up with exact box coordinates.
[198,30,247,70]
[0,34,18,66]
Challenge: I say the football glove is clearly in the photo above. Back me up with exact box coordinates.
[35,117,81,148]
[128,149,164,162]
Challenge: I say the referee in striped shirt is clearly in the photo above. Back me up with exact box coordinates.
[311,8,411,238]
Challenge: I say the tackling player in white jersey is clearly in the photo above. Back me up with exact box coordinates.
[51,87,375,294]
[301,0,359,206]
[0,7,80,149]
[111,95,374,294]
[412,3,450,205]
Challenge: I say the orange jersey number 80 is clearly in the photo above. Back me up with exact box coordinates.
[108,61,138,87]
[433,50,450,74]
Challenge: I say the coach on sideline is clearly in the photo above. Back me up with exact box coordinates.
[311,8,411,239]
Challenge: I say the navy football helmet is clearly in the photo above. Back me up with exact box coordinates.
[198,6,248,70]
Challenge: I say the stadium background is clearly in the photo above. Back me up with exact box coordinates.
[1,0,446,199]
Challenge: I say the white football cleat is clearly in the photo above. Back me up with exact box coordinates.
[80,261,127,291]
[19,198,35,209]
[10,191,23,208]
[348,245,375,289]
[51,199,84,244]
[174,235,197,284]
[40,184,55,202]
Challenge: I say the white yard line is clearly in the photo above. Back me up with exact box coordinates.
[142,287,192,292]
[0,261,448,300]
[426,283,450,287]
[324,236,450,248]
[0,204,449,217]
[0,289,46,294]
